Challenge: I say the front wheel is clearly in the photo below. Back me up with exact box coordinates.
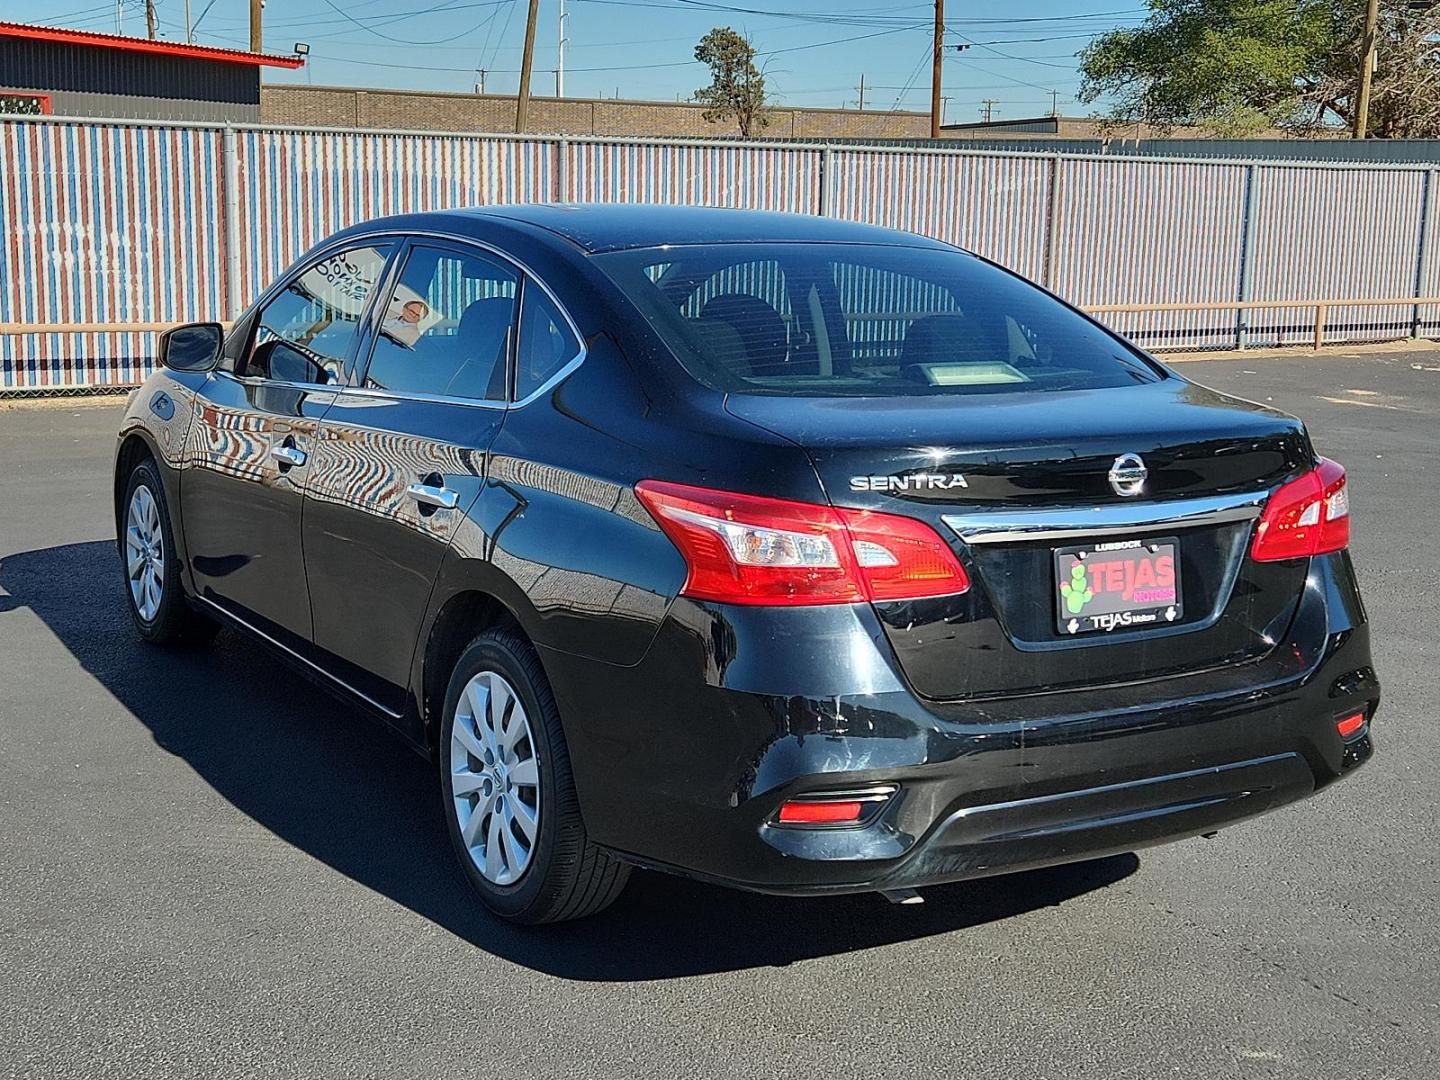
[439,627,630,924]
[120,459,217,646]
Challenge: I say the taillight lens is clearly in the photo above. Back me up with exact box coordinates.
[635,480,971,606]
[1251,458,1350,562]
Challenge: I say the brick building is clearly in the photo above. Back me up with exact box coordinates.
[261,84,930,140]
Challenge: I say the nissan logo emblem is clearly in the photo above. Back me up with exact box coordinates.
[1108,453,1148,497]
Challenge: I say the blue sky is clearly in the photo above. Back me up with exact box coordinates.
[17,1,1146,121]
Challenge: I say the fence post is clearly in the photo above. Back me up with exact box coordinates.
[1413,169,1436,339]
[818,146,835,217]
[1043,154,1062,290]
[1235,163,1259,350]
[221,126,242,320]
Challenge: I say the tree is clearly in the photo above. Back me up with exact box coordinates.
[694,27,770,137]
[1077,1,1440,137]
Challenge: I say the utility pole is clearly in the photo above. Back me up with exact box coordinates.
[184,0,193,43]
[980,98,998,123]
[856,73,865,111]
[476,69,487,94]
[1353,0,1380,138]
[557,0,567,98]
[249,0,262,54]
[930,0,944,138]
[515,0,540,132]
[145,0,157,39]
[1049,88,1060,117]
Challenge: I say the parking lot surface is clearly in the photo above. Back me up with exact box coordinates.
[2,351,1437,1080]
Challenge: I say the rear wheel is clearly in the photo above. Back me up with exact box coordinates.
[439,627,630,924]
[121,460,217,646]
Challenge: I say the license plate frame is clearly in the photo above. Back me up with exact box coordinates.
[1053,536,1183,635]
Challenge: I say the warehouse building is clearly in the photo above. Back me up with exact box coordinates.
[0,21,304,123]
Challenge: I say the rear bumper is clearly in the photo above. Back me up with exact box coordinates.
[542,550,1378,895]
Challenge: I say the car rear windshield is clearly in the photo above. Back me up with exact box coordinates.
[593,243,1164,397]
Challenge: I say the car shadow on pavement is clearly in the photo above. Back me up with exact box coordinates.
[1,540,1138,981]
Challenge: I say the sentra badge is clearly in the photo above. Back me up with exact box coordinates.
[849,473,969,494]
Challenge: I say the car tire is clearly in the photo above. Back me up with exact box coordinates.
[439,626,630,924]
[120,459,218,646]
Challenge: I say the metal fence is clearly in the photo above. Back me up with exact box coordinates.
[2,114,1438,392]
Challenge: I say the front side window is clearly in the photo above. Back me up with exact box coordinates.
[363,245,518,400]
[595,243,1163,397]
[246,244,392,384]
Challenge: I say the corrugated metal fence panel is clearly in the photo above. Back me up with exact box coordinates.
[0,120,225,389]
[1421,171,1440,342]
[235,130,556,301]
[4,119,1440,393]
[568,141,819,211]
[828,150,1049,280]
[1248,166,1427,346]
[1050,158,1250,350]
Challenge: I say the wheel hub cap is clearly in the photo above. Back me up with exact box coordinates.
[449,670,540,886]
[124,484,164,622]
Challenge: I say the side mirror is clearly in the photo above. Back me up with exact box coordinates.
[159,322,224,373]
[249,339,331,385]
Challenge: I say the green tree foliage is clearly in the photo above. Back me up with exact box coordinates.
[1078,1,1440,137]
[694,27,770,137]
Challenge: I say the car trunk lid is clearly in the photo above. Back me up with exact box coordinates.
[725,379,1314,700]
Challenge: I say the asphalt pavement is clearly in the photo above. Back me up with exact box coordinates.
[1,350,1436,1080]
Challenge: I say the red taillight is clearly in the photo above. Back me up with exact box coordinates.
[1251,458,1350,562]
[635,480,971,606]
[777,799,866,825]
[1336,712,1367,739]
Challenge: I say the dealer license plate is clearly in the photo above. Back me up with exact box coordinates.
[1054,537,1182,635]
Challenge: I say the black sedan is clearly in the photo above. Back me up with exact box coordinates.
[114,205,1377,923]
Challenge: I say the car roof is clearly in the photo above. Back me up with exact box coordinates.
[344,204,957,256]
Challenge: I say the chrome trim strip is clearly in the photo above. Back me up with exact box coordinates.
[192,595,403,719]
[328,384,508,411]
[942,490,1267,545]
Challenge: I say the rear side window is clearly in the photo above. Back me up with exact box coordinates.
[248,243,392,383]
[594,243,1162,397]
[515,286,582,401]
[362,245,518,400]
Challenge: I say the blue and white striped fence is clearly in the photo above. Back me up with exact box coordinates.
[1,115,1437,391]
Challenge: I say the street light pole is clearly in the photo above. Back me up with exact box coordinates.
[1353,0,1380,138]
[557,0,567,98]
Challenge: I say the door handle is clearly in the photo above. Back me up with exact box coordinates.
[270,444,307,468]
[406,481,459,511]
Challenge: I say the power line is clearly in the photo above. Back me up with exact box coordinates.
[312,0,506,45]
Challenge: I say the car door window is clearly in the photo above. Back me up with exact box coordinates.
[245,244,393,384]
[363,245,519,400]
[515,284,583,401]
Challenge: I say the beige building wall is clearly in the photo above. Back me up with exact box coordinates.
[260,84,931,140]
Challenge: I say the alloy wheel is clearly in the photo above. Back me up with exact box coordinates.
[125,484,165,622]
[449,670,541,885]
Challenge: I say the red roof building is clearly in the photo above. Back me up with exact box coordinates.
[0,21,304,123]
